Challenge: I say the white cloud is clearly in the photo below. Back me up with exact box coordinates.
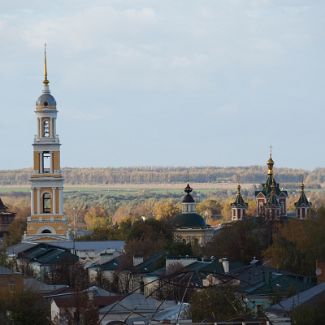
[0,0,325,168]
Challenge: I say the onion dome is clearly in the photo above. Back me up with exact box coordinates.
[267,156,274,175]
[36,44,56,108]
[182,183,195,203]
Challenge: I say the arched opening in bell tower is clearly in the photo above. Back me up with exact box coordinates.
[42,152,51,173]
[43,119,50,137]
[42,192,51,213]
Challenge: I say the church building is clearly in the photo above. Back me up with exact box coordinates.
[255,152,288,220]
[231,184,248,221]
[295,182,312,219]
[172,184,215,246]
[24,47,69,242]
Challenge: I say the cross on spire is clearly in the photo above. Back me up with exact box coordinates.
[43,43,49,85]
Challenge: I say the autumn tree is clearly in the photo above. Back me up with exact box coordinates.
[196,199,222,225]
[264,210,325,275]
[153,200,180,220]
[0,289,49,325]
[84,206,110,230]
[202,219,271,263]
[190,286,248,322]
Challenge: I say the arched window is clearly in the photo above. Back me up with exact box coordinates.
[41,229,52,233]
[42,151,51,173]
[43,120,50,137]
[43,193,51,213]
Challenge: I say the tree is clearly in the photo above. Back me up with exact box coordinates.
[264,212,325,275]
[196,199,222,225]
[0,289,49,325]
[3,217,26,246]
[84,206,109,230]
[202,219,271,263]
[190,286,248,322]
[153,200,180,220]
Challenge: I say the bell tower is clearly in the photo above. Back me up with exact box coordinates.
[25,45,68,242]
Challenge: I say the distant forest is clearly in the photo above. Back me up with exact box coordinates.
[0,166,325,186]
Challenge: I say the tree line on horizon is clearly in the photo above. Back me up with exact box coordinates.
[1,166,324,186]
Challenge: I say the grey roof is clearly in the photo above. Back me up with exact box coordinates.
[100,293,175,314]
[125,303,189,325]
[86,286,117,297]
[49,240,125,252]
[24,278,68,294]
[7,242,37,256]
[36,93,56,106]
[268,282,325,313]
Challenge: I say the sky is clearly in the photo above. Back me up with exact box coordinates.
[0,0,325,170]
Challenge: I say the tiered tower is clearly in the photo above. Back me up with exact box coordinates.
[255,150,288,219]
[231,184,248,221]
[25,46,68,242]
[295,182,312,219]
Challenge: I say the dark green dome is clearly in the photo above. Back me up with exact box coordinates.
[172,212,206,228]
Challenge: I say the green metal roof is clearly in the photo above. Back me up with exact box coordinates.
[295,188,312,208]
[248,273,314,296]
[172,212,206,228]
[255,175,288,198]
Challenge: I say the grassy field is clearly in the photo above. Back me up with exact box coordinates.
[0,182,256,193]
[0,182,323,196]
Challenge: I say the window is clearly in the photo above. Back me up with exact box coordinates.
[42,152,51,173]
[41,229,52,233]
[43,193,51,213]
[43,120,50,137]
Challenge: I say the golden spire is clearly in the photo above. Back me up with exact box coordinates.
[267,145,274,175]
[43,43,49,85]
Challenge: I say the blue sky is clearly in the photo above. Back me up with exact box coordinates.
[0,0,324,169]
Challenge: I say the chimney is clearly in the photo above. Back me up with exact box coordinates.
[219,258,229,274]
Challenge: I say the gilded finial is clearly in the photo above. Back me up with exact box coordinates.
[267,145,274,175]
[237,175,241,193]
[43,43,49,85]
[300,175,305,191]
